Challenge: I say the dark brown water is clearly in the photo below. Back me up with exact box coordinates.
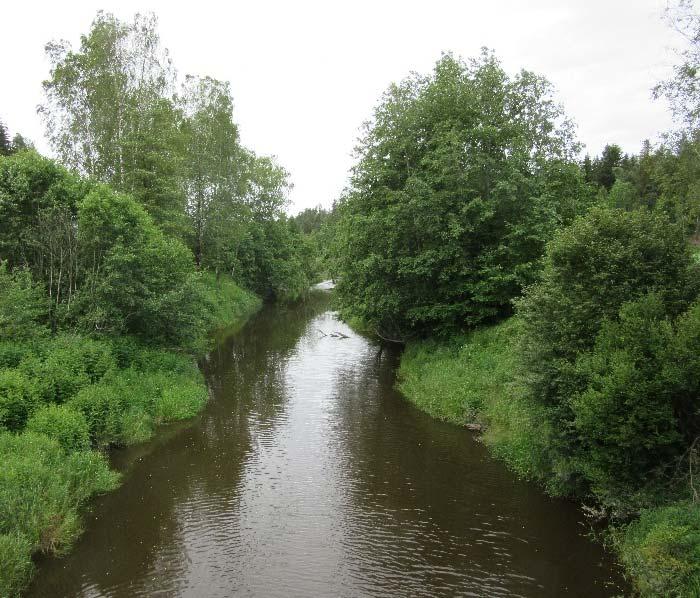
[28,288,627,597]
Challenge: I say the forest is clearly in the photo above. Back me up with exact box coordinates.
[3,4,700,598]
[327,7,700,597]
[0,12,317,596]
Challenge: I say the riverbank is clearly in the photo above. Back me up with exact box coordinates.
[397,319,700,596]
[0,275,260,597]
[25,290,627,597]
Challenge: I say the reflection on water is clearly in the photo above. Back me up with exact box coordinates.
[28,290,627,597]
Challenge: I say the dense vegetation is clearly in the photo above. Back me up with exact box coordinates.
[336,6,700,595]
[333,51,591,340]
[0,11,311,596]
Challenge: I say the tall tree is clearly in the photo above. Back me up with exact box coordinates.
[334,51,587,339]
[41,12,181,230]
[180,76,246,268]
[0,120,11,156]
[654,0,700,134]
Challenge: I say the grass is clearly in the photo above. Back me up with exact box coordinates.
[616,500,700,597]
[0,274,260,596]
[397,317,551,480]
[397,316,700,596]
[200,272,262,334]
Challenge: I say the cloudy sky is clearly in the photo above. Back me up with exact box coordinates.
[0,0,688,213]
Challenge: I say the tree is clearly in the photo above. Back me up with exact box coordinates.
[334,51,586,340]
[0,121,11,156]
[586,144,623,190]
[179,76,246,269]
[654,0,700,134]
[76,185,206,348]
[41,12,181,231]
[0,150,87,273]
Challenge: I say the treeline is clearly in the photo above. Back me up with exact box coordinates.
[0,12,311,596]
[331,25,700,598]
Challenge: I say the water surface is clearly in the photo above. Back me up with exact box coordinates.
[28,290,627,597]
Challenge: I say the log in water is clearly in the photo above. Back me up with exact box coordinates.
[28,289,627,597]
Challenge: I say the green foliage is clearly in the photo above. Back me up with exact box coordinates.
[26,405,91,452]
[0,533,33,598]
[0,121,11,157]
[198,272,261,333]
[0,369,39,431]
[0,150,86,271]
[334,51,589,340]
[66,383,126,447]
[517,207,698,495]
[0,430,119,596]
[19,335,115,404]
[619,501,700,597]
[398,318,550,481]
[76,185,208,348]
[67,347,207,447]
[0,341,35,369]
[236,218,312,301]
[571,295,684,512]
[0,263,48,341]
[584,143,623,190]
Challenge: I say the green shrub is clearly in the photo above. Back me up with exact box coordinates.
[69,364,207,447]
[67,384,125,447]
[0,533,34,598]
[152,377,207,423]
[0,369,39,431]
[26,405,91,452]
[0,341,35,369]
[620,501,700,597]
[0,264,49,342]
[572,294,684,513]
[19,335,115,404]
[517,207,699,494]
[199,272,261,334]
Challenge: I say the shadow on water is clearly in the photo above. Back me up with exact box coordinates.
[27,289,628,597]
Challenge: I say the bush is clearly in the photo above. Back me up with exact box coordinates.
[152,376,207,423]
[571,294,683,513]
[199,272,261,334]
[26,405,91,452]
[0,341,36,369]
[19,335,115,404]
[517,207,699,493]
[77,187,210,349]
[67,383,129,447]
[0,369,39,431]
[68,363,208,447]
[0,264,48,342]
[620,501,700,597]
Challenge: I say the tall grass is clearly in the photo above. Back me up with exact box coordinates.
[398,317,700,596]
[398,318,550,480]
[0,274,260,596]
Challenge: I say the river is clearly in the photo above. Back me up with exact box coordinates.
[27,287,627,597]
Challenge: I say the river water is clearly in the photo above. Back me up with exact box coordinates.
[28,288,627,597]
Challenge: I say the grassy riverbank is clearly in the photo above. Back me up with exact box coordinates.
[0,276,259,597]
[398,319,700,596]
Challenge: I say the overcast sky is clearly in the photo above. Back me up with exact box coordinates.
[0,0,689,213]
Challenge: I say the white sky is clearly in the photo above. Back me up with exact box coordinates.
[0,0,689,213]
